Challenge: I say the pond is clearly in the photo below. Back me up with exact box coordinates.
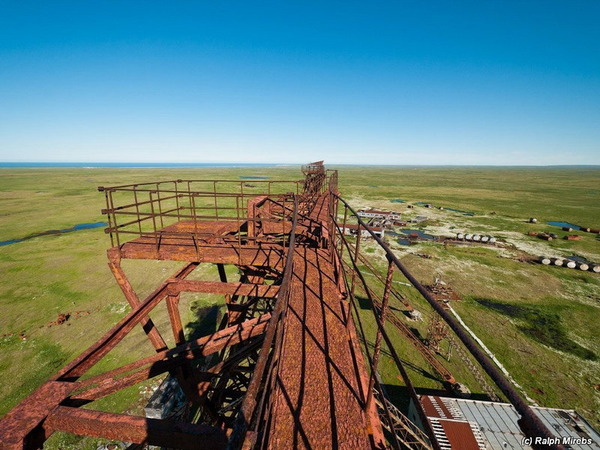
[394,229,436,245]
[547,221,581,230]
[239,176,269,180]
[401,229,436,240]
[0,222,108,246]
[413,202,474,216]
[444,207,475,216]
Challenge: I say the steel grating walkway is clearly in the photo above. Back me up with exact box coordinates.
[267,247,372,448]
[263,193,382,449]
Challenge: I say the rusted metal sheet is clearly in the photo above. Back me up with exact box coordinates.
[0,381,75,450]
[169,280,280,298]
[436,419,481,450]
[117,241,285,267]
[261,231,383,447]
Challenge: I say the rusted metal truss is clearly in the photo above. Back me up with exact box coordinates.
[0,162,565,450]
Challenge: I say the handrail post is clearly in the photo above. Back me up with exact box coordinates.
[365,258,394,413]
[350,221,361,297]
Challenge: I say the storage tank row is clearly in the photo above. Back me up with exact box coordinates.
[539,257,600,273]
[455,233,497,244]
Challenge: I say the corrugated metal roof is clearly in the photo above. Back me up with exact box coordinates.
[420,396,600,450]
[534,407,600,450]
[450,398,525,449]
[422,396,443,418]
[430,418,485,450]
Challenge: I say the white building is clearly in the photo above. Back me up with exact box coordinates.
[341,223,384,238]
[357,208,402,221]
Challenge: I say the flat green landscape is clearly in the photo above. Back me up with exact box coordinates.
[1,165,599,443]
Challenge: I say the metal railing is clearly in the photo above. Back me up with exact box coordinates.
[98,173,339,250]
[229,195,299,449]
[329,194,564,450]
[98,180,303,250]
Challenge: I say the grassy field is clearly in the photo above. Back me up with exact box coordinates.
[1,165,599,443]
[336,165,600,428]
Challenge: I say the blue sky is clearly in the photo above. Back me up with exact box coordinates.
[1,2,599,165]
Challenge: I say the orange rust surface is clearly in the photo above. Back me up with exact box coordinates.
[160,220,243,235]
[260,220,294,235]
[114,218,291,266]
[0,381,75,448]
[118,240,284,266]
[266,248,375,448]
[438,419,482,450]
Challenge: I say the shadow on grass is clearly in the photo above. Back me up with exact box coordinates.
[380,384,491,413]
[186,305,221,342]
[475,298,597,361]
[356,295,372,310]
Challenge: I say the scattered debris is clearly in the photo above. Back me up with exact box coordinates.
[535,231,558,241]
[47,310,90,327]
[407,310,423,321]
[2,330,28,341]
[452,383,472,398]
[424,279,461,306]
[415,253,432,259]
[49,313,70,326]
[564,235,581,241]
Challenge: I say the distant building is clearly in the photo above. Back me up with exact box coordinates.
[408,395,600,450]
[357,208,402,221]
[411,216,428,223]
[341,223,384,238]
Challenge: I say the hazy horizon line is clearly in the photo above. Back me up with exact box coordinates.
[1,161,599,169]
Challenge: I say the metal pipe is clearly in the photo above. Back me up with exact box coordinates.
[334,194,564,450]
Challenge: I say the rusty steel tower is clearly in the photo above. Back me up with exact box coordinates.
[0,162,563,449]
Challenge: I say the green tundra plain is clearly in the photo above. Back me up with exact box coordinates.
[0,165,599,447]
